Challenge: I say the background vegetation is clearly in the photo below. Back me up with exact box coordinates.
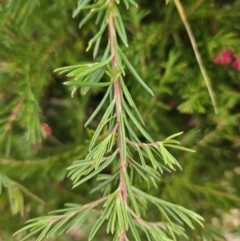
[0,0,240,240]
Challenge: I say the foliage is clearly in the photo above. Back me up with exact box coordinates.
[0,0,240,240]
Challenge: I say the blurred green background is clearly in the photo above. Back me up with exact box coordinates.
[0,0,240,240]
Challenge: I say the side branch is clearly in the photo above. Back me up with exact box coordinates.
[5,99,24,131]
[49,195,109,224]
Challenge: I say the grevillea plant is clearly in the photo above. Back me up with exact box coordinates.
[15,0,204,240]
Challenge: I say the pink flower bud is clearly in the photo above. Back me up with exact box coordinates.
[41,123,52,135]
[232,58,240,70]
[213,49,233,65]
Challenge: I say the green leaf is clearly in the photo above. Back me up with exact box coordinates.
[123,100,153,142]
[120,76,135,107]
[95,9,104,25]
[107,206,117,234]
[85,43,110,94]
[119,198,129,230]
[83,68,105,92]
[124,116,140,142]
[122,0,129,9]
[14,222,39,236]
[165,132,183,140]
[93,138,109,169]
[113,37,125,75]
[89,99,115,150]
[135,144,146,166]
[114,10,128,47]
[132,186,204,228]
[73,0,91,17]
[156,205,174,229]
[162,139,180,145]
[78,0,91,8]
[70,165,94,184]
[163,144,195,152]
[104,201,116,223]
[74,57,112,80]
[119,49,154,96]
[87,20,107,51]
[119,111,127,162]
[103,191,118,214]
[128,218,141,241]
[93,35,102,59]
[89,214,106,240]
[77,1,102,11]
[130,158,160,181]
[115,7,128,45]
[91,0,109,12]
[84,86,112,127]
[63,81,112,88]
[45,215,72,237]
[79,11,94,28]
[54,63,92,74]
[90,172,118,194]
[159,143,173,168]
[140,225,153,241]
[174,209,194,229]
[116,199,125,232]
[18,226,47,241]
[123,170,140,216]
[128,0,138,8]
[72,152,115,188]
[143,145,158,170]
[107,124,117,152]
[59,58,109,79]
[121,78,145,125]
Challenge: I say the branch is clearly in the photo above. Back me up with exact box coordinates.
[5,99,23,131]
[174,0,218,114]
[128,207,165,230]
[108,1,128,240]
[48,195,109,224]
[108,0,127,202]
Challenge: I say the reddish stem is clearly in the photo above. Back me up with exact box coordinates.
[108,0,128,240]
[108,0,127,203]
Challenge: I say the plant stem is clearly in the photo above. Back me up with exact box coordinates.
[49,195,109,224]
[108,0,128,240]
[5,99,23,131]
[174,0,218,114]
